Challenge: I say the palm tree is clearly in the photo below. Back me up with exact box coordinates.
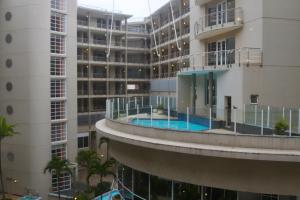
[87,158,116,199]
[76,150,98,187]
[44,157,72,200]
[0,117,17,199]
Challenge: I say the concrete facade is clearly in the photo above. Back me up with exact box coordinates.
[0,0,77,198]
[178,0,300,121]
[96,119,300,196]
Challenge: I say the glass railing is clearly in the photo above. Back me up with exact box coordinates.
[188,47,262,70]
[195,7,243,36]
[106,96,300,137]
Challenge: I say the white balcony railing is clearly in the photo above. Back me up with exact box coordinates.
[195,7,243,38]
[189,48,262,70]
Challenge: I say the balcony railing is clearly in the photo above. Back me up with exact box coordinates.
[78,54,88,61]
[93,56,106,62]
[189,48,262,69]
[78,71,88,78]
[93,90,107,95]
[93,72,106,78]
[195,7,243,38]
[182,7,190,15]
[77,37,89,43]
[78,20,88,26]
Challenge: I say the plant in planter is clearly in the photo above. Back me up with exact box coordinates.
[274,118,289,135]
[156,104,164,114]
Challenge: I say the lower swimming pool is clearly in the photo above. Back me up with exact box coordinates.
[131,118,209,131]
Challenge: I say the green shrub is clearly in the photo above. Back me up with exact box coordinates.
[157,104,164,110]
[274,118,289,135]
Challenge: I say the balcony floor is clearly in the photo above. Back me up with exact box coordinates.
[196,22,243,40]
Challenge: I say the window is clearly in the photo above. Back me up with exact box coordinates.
[250,94,259,104]
[52,172,71,192]
[51,12,66,32]
[51,101,66,120]
[51,122,67,142]
[51,144,66,159]
[51,57,65,76]
[51,79,65,98]
[51,0,66,11]
[51,34,65,54]
[77,134,89,149]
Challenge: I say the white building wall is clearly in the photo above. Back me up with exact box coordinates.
[0,0,52,197]
[0,0,77,198]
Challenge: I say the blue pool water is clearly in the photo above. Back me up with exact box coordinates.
[94,190,120,200]
[131,118,209,131]
[20,196,41,200]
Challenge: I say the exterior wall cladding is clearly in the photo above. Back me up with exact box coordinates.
[0,0,77,198]
[76,0,190,149]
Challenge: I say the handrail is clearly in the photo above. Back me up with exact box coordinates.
[189,47,263,69]
[195,7,243,35]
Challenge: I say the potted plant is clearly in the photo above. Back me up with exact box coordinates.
[274,118,289,135]
[156,104,164,114]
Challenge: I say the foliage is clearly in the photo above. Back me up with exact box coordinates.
[156,104,164,110]
[274,118,289,135]
[0,117,16,139]
[73,192,89,200]
[43,157,72,200]
[0,117,17,200]
[94,181,111,197]
[77,150,98,168]
[76,150,116,199]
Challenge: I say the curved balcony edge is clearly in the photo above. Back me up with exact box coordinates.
[96,119,300,163]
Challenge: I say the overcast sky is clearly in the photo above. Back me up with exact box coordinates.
[78,0,169,20]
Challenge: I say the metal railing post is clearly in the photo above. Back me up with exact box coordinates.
[254,105,257,125]
[234,108,237,134]
[261,109,264,136]
[187,107,190,130]
[243,104,246,123]
[298,109,300,135]
[267,106,270,128]
[126,103,129,119]
[209,107,212,130]
[150,105,153,127]
[289,110,292,136]
[117,98,120,119]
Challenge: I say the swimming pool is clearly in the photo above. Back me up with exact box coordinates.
[131,118,209,131]
[19,196,42,200]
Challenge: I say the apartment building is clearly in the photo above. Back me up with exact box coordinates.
[0,0,77,198]
[178,0,300,124]
[77,6,151,150]
[95,0,300,199]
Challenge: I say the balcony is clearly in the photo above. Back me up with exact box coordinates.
[96,98,300,196]
[77,37,88,43]
[183,47,262,73]
[195,7,243,40]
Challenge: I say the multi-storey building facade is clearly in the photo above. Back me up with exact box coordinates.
[0,0,77,198]
[76,0,191,144]
[96,0,300,199]
[77,6,151,150]
[178,0,300,122]
[149,0,191,79]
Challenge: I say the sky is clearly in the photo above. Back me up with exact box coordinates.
[78,0,169,21]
